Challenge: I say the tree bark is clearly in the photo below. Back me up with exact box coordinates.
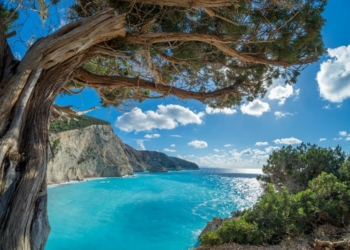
[0,9,125,250]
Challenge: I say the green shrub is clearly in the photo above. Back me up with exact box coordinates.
[257,143,346,193]
[52,138,60,150]
[243,185,295,242]
[217,219,267,245]
[308,172,350,226]
[200,232,222,246]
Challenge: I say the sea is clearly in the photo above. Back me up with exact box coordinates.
[45,168,262,250]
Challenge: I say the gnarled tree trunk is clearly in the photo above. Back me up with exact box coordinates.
[0,10,125,250]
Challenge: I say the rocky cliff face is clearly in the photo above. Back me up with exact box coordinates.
[48,124,199,184]
[121,144,199,172]
[47,125,133,184]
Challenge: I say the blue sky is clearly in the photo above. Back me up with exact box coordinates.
[10,1,350,168]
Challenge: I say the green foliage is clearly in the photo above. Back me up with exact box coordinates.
[257,143,346,193]
[52,138,60,150]
[68,0,327,110]
[243,186,297,242]
[200,231,222,246]
[307,172,350,226]
[0,4,19,33]
[216,219,267,245]
[49,115,109,133]
[339,158,350,185]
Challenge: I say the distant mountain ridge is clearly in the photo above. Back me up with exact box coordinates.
[122,144,198,172]
[47,116,199,184]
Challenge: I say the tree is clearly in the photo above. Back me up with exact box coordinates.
[257,143,346,193]
[0,0,326,249]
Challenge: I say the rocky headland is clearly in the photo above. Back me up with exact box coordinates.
[47,117,199,184]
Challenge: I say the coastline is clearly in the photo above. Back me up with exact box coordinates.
[47,177,105,188]
[47,175,135,188]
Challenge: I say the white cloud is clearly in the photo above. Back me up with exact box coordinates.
[136,140,146,150]
[180,151,266,169]
[144,133,161,139]
[188,140,208,148]
[224,144,232,147]
[240,148,252,155]
[170,144,176,147]
[334,137,343,141]
[163,148,176,153]
[214,149,220,152]
[346,137,350,141]
[115,105,204,132]
[322,104,331,110]
[253,149,266,155]
[170,135,181,137]
[319,138,327,141]
[274,111,294,119]
[255,142,268,146]
[339,131,347,136]
[241,100,270,117]
[205,106,237,115]
[273,137,302,145]
[268,85,294,105]
[186,146,279,168]
[265,146,280,153]
[317,45,350,102]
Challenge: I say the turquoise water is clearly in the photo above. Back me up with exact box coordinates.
[46,168,262,250]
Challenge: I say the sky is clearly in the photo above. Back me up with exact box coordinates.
[9,1,350,169]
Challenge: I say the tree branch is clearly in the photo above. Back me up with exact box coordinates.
[120,0,239,8]
[156,51,191,65]
[90,46,130,59]
[271,0,303,8]
[125,33,316,66]
[202,7,239,26]
[72,69,245,102]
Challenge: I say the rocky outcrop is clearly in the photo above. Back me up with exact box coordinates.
[199,217,231,238]
[48,124,199,184]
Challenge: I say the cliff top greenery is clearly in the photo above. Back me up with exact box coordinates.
[49,116,110,133]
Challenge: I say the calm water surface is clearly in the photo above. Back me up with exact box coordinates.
[46,168,262,250]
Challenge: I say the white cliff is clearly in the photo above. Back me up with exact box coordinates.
[47,118,199,184]
[47,124,133,184]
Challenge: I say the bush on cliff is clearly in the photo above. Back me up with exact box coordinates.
[201,172,350,246]
[200,144,350,247]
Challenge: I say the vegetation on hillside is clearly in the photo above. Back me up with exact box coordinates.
[49,116,110,133]
[200,143,350,247]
